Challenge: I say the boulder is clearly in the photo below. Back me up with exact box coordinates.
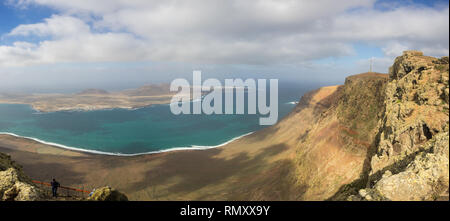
[88,186,128,201]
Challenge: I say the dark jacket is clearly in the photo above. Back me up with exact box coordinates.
[51,181,60,189]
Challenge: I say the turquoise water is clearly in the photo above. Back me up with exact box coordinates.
[0,83,315,155]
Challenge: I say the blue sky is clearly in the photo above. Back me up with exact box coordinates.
[374,0,449,9]
[0,3,53,37]
[0,0,448,92]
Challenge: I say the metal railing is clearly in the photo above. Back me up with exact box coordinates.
[32,180,91,199]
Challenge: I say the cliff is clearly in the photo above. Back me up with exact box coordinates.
[346,51,449,201]
[280,50,448,201]
[290,72,388,199]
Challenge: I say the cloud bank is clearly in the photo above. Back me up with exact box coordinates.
[1,0,448,67]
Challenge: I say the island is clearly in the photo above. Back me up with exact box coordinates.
[0,83,191,112]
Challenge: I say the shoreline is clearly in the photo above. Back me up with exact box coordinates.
[0,97,299,157]
[0,131,254,157]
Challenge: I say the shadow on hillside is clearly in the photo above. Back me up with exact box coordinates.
[127,143,305,200]
[0,146,87,185]
[244,125,281,141]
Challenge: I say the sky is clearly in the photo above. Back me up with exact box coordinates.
[0,0,448,93]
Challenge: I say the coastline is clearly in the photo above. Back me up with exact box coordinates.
[0,131,254,157]
[0,95,299,157]
[0,96,298,157]
[0,84,325,200]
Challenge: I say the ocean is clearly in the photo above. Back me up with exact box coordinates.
[0,82,318,155]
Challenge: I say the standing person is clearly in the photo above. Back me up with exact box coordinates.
[50,178,60,198]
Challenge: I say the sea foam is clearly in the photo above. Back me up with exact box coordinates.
[0,131,253,157]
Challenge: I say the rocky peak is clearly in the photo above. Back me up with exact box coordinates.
[371,50,449,173]
[348,51,449,201]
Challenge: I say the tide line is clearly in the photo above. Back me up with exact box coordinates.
[0,131,253,157]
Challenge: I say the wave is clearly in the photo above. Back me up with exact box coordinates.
[0,131,253,157]
[31,106,151,115]
[286,101,299,105]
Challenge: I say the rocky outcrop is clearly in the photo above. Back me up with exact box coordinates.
[370,51,449,174]
[0,152,43,201]
[346,51,449,201]
[88,186,128,201]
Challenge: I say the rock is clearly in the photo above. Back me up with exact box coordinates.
[2,185,18,201]
[367,51,449,201]
[88,186,128,201]
[347,195,361,201]
[371,50,449,175]
[341,51,449,201]
[358,189,367,197]
[370,120,449,201]
[348,188,387,201]
[382,170,392,178]
[0,153,43,201]
[404,50,424,57]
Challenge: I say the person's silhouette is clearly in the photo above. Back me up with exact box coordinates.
[50,178,60,197]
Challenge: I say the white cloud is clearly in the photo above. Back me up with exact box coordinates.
[331,7,449,57]
[9,15,90,37]
[1,15,149,66]
[0,0,448,67]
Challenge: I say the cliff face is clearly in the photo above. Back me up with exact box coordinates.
[354,51,449,201]
[288,51,448,201]
[325,51,449,201]
[0,152,43,201]
[371,51,449,174]
[290,72,388,200]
